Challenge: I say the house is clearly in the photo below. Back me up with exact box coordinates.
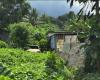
[48,32,84,67]
[48,32,79,52]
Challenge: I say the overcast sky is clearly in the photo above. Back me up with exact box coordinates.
[28,0,83,17]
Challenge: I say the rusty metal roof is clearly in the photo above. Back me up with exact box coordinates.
[47,31,77,37]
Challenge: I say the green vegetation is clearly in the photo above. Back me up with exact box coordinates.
[0,76,12,80]
[66,0,100,79]
[67,0,100,73]
[0,0,31,32]
[81,73,100,80]
[0,48,73,80]
[0,40,8,48]
[9,22,34,48]
[0,0,100,79]
[8,22,59,51]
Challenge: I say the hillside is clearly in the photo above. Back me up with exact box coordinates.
[0,48,72,80]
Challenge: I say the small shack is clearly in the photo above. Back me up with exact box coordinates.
[48,32,84,67]
[48,32,78,52]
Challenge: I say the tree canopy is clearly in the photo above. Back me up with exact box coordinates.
[67,0,99,21]
[0,0,31,31]
[67,0,100,73]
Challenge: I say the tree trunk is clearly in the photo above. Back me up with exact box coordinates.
[96,0,99,25]
[95,0,100,72]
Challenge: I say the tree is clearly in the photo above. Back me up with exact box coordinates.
[67,0,100,72]
[27,8,39,26]
[64,18,90,33]
[58,11,77,30]
[40,14,50,23]
[0,0,31,32]
[9,22,33,48]
[58,11,76,23]
[67,0,99,26]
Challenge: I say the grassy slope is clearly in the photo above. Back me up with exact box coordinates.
[0,48,72,80]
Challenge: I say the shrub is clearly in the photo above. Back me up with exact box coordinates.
[74,67,85,80]
[0,48,73,80]
[45,53,73,80]
[39,39,50,52]
[33,23,60,35]
[34,33,44,41]
[0,40,8,48]
[73,68,100,80]
[0,75,13,80]
[82,73,100,80]
[9,22,34,48]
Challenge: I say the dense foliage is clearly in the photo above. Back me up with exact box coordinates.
[9,22,34,48]
[57,11,91,43]
[0,76,12,80]
[0,0,31,32]
[8,20,59,51]
[67,0,100,73]
[81,73,100,80]
[1,0,100,79]
[0,40,8,48]
[0,48,73,80]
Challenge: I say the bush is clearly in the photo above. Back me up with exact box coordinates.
[33,23,60,35]
[0,40,8,48]
[39,39,50,52]
[44,53,74,80]
[9,22,34,48]
[0,48,73,80]
[31,23,59,46]
[82,73,100,80]
[73,68,100,80]
[78,33,87,43]
[74,67,85,80]
[0,75,13,80]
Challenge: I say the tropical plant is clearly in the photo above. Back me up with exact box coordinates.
[39,39,50,52]
[0,48,73,80]
[82,73,100,80]
[40,14,50,23]
[31,23,60,45]
[0,40,8,48]
[8,22,34,48]
[0,75,13,80]
[0,63,14,79]
[67,0,100,72]
[0,0,31,32]
[27,8,39,26]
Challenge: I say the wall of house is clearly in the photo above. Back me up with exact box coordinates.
[67,43,84,67]
[56,34,64,52]
[50,34,84,67]
[58,35,84,67]
[63,35,78,52]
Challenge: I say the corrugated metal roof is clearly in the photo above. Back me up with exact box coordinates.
[47,31,77,37]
